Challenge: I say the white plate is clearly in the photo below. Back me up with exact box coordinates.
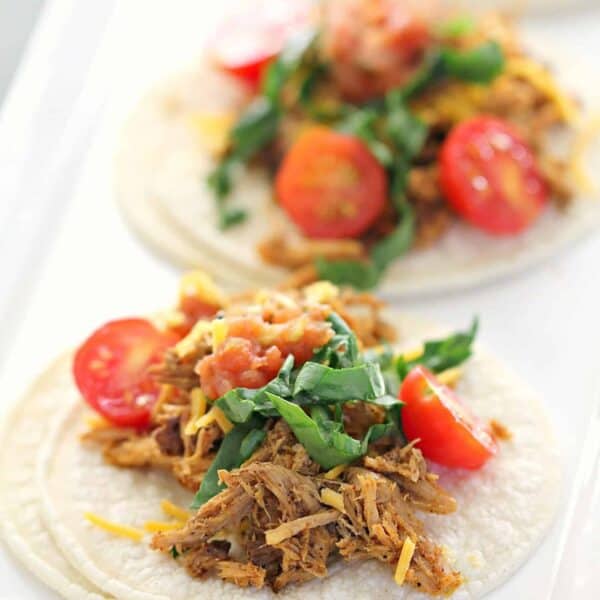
[0,1,599,598]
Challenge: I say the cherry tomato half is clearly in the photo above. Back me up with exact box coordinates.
[439,116,548,235]
[73,319,178,429]
[276,126,388,239]
[400,366,497,469]
[210,0,312,86]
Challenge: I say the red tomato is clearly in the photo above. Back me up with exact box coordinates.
[276,127,388,238]
[210,0,312,86]
[400,366,497,469]
[73,319,178,429]
[439,116,548,235]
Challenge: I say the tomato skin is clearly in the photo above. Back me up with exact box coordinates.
[73,319,178,429]
[440,116,548,235]
[400,366,497,470]
[210,0,312,86]
[276,127,388,239]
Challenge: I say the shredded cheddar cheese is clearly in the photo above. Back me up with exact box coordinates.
[160,499,193,522]
[179,270,226,308]
[504,58,579,123]
[187,111,234,155]
[436,367,463,388]
[211,319,229,352]
[84,512,144,542]
[323,464,346,480]
[184,388,208,436]
[84,415,111,430]
[401,346,424,362]
[193,406,234,434]
[320,488,346,514]
[394,537,416,586]
[143,520,185,533]
[174,320,212,359]
[304,281,340,303]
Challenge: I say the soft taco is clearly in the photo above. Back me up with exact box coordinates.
[0,273,560,598]
[117,0,599,295]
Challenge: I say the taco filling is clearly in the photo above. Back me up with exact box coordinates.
[76,273,506,595]
[196,0,582,289]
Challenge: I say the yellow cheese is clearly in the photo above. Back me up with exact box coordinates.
[401,346,424,362]
[304,281,340,303]
[84,512,144,542]
[394,537,416,586]
[84,415,111,430]
[323,464,346,480]
[179,270,226,308]
[160,499,193,522]
[143,520,185,533]
[187,111,234,155]
[211,319,229,352]
[213,407,234,434]
[436,367,463,388]
[184,388,208,436]
[193,406,234,434]
[320,488,346,514]
[505,58,579,123]
[174,320,212,359]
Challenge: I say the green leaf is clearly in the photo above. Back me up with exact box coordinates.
[293,361,385,401]
[315,258,381,291]
[218,207,247,230]
[267,393,393,469]
[441,41,504,84]
[384,100,428,160]
[312,313,359,368]
[396,318,479,380]
[362,344,394,370]
[439,15,475,38]
[191,415,265,508]
[399,51,446,101]
[371,203,415,272]
[229,98,280,160]
[239,429,266,459]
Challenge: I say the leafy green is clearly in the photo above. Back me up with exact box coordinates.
[371,204,415,272]
[293,361,385,401]
[442,41,504,84]
[315,258,381,291]
[170,546,180,559]
[191,415,265,508]
[396,318,479,380]
[267,393,393,469]
[439,15,475,38]
[312,313,359,368]
[384,97,428,159]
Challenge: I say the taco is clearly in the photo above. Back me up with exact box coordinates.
[0,273,560,598]
[117,0,599,295]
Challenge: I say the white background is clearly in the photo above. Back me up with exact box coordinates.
[0,1,598,598]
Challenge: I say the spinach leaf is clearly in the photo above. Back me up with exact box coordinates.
[267,393,393,469]
[363,344,394,370]
[293,361,385,401]
[439,15,475,38]
[191,415,265,508]
[396,318,479,380]
[312,313,359,368]
[399,51,447,101]
[371,203,415,271]
[384,98,428,160]
[441,41,504,84]
[315,258,381,291]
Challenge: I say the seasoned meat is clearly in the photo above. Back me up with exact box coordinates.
[216,561,267,588]
[364,444,457,514]
[153,417,184,456]
[246,420,320,476]
[181,540,231,578]
[336,468,462,596]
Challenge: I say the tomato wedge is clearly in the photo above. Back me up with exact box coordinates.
[210,0,312,86]
[73,319,178,429]
[439,116,548,235]
[400,366,497,469]
[276,126,388,238]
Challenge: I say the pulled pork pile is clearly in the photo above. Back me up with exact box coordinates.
[151,421,462,595]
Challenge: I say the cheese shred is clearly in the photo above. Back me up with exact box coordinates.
[323,464,347,480]
[320,488,346,514]
[84,512,144,542]
[143,520,185,533]
[395,537,416,586]
[184,388,208,436]
[160,499,193,522]
[436,367,463,388]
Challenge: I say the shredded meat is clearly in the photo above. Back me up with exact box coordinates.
[153,417,184,456]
